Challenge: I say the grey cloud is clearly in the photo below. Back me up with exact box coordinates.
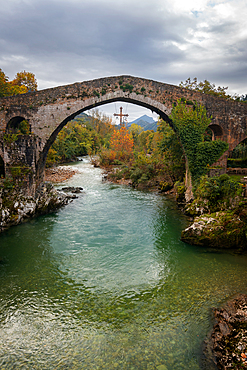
[0,0,246,96]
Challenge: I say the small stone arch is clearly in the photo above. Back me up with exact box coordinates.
[6,116,31,134]
[207,123,224,141]
[228,137,247,159]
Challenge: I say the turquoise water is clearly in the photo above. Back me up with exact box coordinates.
[0,158,247,369]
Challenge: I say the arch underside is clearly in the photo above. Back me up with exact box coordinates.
[78,96,171,123]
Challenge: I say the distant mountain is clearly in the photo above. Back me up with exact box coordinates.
[131,115,156,124]
[73,112,157,131]
[73,112,91,122]
[127,115,157,132]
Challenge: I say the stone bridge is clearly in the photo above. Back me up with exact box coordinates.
[0,75,247,195]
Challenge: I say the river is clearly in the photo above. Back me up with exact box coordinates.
[0,158,247,369]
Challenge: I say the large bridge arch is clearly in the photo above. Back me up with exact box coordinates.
[0,75,246,194]
[36,93,174,179]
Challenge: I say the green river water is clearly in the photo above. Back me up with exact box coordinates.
[0,158,247,369]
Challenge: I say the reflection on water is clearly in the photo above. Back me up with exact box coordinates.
[0,158,247,369]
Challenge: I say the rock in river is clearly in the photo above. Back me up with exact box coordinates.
[181,211,247,250]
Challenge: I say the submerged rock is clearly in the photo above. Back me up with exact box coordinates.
[61,186,83,193]
[203,294,247,369]
[181,211,247,250]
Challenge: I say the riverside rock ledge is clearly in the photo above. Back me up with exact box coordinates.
[0,183,75,233]
[181,211,247,250]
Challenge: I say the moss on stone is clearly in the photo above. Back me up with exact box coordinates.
[181,211,247,250]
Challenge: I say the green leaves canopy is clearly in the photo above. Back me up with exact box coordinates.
[170,100,228,180]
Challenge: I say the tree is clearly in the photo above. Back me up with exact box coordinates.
[170,99,228,181]
[84,109,115,148]
[179,77,230,99]
[157,119,185,181]
[128,123,143,144]
[0,68,37,97]
[0,69,9,97]
[47,120,100,166]
[109,125,134,162]
[136,130,154,153]
[11,70,37,92]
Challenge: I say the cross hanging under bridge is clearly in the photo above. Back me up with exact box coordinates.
[113,107,129,125]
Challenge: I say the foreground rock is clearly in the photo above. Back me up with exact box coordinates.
[181,211,247,250]
[0,182,74,233]
[203,294,247,369]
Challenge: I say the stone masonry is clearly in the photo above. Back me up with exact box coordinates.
[0,75,246,195]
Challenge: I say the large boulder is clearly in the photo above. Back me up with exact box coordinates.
[0,182,74,232]
[181,211,247,250]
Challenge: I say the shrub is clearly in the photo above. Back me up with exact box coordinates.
[194,174,243,212]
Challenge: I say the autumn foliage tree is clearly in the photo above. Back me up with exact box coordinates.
[0,68,37,97]
[109,125,134,162]
[11,70,37,92]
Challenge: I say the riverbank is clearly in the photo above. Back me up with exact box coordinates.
[0,166,80,233]
[101,165,174,194]
[44,166,79,183]
[0,181,76,233]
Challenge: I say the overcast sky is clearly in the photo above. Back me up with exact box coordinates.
[1,0,246,121]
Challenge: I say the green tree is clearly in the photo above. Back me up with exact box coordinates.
[128,123,143,144]
[82,109,116,149]
[157,119,185,182]
[47,120,100,166]
[136,130,154,153]
[179,77,231,99]
[170,100,228,181]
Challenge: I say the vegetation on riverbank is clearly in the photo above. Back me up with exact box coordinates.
[46,111,115,166]
[45,99,247,250]
[181,174,247,249]
[99,117,185,191]
[46,108,186,191]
